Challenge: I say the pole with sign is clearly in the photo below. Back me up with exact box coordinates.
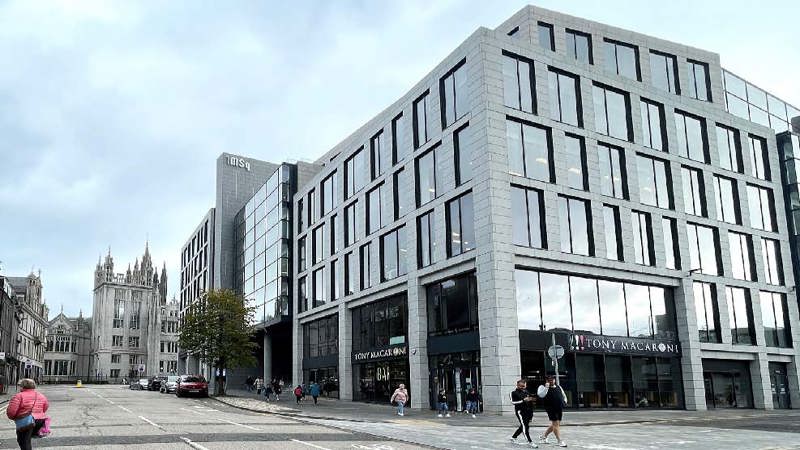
[547,333,565,387]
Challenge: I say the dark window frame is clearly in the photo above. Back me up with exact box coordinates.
[565,28,593,64]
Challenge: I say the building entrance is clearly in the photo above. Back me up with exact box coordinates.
[702,359,753,408]
[429,351,480,411]
[769,362,791,409]
[353,359,409,404]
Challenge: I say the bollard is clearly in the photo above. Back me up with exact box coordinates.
[76,380,83,388]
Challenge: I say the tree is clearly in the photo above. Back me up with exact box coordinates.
[179,289,257,395]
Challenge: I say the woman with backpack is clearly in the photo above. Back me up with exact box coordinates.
[293,385,304,404]
[537,375,567,447]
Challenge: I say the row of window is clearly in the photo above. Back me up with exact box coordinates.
[298,192,475,312]
[511,184,784,283]
[529,22,711,100]
[111,335,140,348]
[502,54,771,180]
[694,282,790,348]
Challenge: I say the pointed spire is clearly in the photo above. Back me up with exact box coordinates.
[60,304,63,314]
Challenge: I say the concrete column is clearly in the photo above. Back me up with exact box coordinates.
[263,332,273,383]
[407,281,429,409]
[292,315,302,386]
[338,302,353,401]
[752,354,773,409]
[675,279,707,410]
[786,358,800,409]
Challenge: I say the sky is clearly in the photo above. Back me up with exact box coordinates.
[1,0,798,319]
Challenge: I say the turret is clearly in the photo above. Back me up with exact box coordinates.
[159,263,168,304]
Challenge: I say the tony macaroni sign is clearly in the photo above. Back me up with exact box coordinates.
[352,345,408,362]
[570,334,680,356]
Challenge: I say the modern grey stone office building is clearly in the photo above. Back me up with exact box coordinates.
[288,5,800,413]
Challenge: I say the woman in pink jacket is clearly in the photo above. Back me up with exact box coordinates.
[6,378,49,450]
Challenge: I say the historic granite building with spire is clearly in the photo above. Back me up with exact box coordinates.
[90,244,173,379]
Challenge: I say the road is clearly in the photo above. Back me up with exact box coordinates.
[0,384,425,449]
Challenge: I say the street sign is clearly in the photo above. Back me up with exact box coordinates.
[547,345,565,359]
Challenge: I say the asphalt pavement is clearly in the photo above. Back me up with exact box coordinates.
[0,384,426,449]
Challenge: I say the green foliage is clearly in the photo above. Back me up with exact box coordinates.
[178,289,258,375]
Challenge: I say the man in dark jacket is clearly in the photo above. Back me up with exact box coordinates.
[510,379,537,447]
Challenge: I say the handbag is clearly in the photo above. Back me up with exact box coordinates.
[14,393,37,432]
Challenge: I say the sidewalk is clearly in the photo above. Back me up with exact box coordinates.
[213,388,799,427]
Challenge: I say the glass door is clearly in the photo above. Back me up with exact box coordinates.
[703,373,715,409]
[769,362,790,409]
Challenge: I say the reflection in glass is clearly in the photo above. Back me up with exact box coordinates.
[598,280,627,337]
[539,273,572,331]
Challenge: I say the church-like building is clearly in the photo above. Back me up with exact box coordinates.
[90,243,175,379]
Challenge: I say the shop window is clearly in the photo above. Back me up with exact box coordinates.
[427,274,479,336]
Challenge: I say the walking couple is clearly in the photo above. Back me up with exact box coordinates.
[510,376,567,447]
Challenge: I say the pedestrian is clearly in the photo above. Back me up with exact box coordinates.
[510,379,537,447]
[6,378,50,450]
[293,385,303,404]
[245,376,254,392]
[255,377,263,395]
[389,383,408,416]
[271,379,281,401]
[537,376,567,447]
[263,384,273,402]
[436,390,450,417]
[310,382,321,405]
[465,387,481,418]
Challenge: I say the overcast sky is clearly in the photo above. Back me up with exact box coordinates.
[1,0,798,318]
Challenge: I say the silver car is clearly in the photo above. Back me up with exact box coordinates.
[160,375,180,394]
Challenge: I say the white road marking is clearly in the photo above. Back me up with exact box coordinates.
[214,417,260,431]
[291,439,332,450]
[180,407,203,415]
[139,415,164,430]
[180,436,211,450]
[117,405,133,413]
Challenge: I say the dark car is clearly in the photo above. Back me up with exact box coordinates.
[176,375,208,398]
[148,376,166,391]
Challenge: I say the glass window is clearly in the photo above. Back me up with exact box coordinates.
[715,125,741,173]
[297,198,304,233]
[694,282,720,343]
[565,29,592,64]
[344,201,357,247]
[446,192,475,257]
[502,53,535,114]
[760,291,791,348]
[748,135,770,180]
[640,99,665,151]
[298,276,308,312]
[392,112,410,164]
[631,210,654,266]
[637,154,672,209]
[570,276,601,335]
[516,269,542,331]
[454,123,474,186]
[413,91,429,149]
[428,274,479,335]
[661,217,681,269]
[593,84,631,141]
[344,252,356,295]
[687,60,710,101]
[511,186,545,249]
[321,171,338,215]
[441,60,468,128]
[558,195,592,256]
[381,226,407,281]
[548,68,582,127]
[313,224,325,264]
[538,22,555,51]
[506,118,553,181]
[603,39,639,80]
[307,189,316,225]
[725,287,753,345]
[564,134,587,190]
[417,210,436,268]
[415,146,438,207]
[598,279,627,337]
[686,223,719,275]
[728,232,754,281]
[313,267,326,308]
[298,236,307,272]
[648,51,679,94]
[603,205,622,261]
[360,242,373,290]
[626,283,653,338]
[370,131,388,180]
[393,168,410,220]
[761,238,783,285]
[714,175,740,224]
[330,214,339,255]
[747,184,775,231]
[681,166,706,217]
[366,183,384,235]
[650,287,675,340]
[539,272,573,331]
[345,148,367,198]
[724,70,747,99]
[598,142,627,199]
[674,111,707,163]
[331,259,340,301]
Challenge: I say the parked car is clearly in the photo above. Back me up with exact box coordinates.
[130,378,149,390]
[148,376,166,391]
[160,375,180,394]
[176,375,208,398]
